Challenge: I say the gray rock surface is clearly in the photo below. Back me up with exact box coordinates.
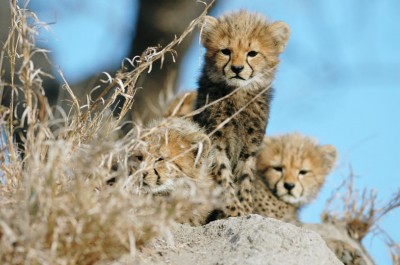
[134,215,342,265]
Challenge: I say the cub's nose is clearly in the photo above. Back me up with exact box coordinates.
[283,182,295,191]
[231,65,244,74]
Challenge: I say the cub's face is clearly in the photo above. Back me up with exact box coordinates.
[139,138,197,195]
[201,11,290,88]
[256,134,337,207]
[131,122,212,195]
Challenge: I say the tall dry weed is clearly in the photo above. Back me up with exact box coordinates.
[0,1,216,264]
[322,167,400,263]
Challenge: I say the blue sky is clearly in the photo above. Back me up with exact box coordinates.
[33,1,399,263]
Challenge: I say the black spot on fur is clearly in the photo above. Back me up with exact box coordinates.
[206,209,226,224]
[237,174,250,184]
[225,105,235,117]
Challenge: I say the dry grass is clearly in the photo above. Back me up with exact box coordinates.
[377,228,400,265]
[377,190,400,265]
[389,244,400,265]
[0,1,216,264]
[322,166,400,263]
[322,167,376,241]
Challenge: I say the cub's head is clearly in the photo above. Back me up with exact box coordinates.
[256,133,337,207]
[163,91,197,118]
[201,10,290,88]
[134,118,212,195]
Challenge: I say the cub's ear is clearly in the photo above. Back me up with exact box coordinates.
[201,15,218,46]
[262,136,273,147]
[256,136,273,167]
[269,21,290,53]
[319,144,338,172]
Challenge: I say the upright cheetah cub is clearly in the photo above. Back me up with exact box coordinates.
[193,10,290,220]
[254,133,337,224]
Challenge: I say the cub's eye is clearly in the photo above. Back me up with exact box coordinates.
[272,166,283,172]
[221,49,231,55]
[299,170,309,175]
[136,155,143,161]
[247,51,258,57]
[155,157,164,163]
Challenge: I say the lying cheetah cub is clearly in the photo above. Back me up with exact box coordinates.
[255,134,371,265]
[254,133,337,224]
[133,118,215,225]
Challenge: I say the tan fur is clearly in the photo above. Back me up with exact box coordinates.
[162,91,197,118]
[252,177,299,224]
[255,135,371,264]
[194,11,290,221]
[201,11,290,89]
[254,133,337,224]
[136,118,214,225]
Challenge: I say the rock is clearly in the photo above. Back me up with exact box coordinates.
[134,215,342,265]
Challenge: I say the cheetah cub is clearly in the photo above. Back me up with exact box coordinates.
[193,10,290,220]
[131,118,215,225]
[255,134,372,265]
[254,133,337,224]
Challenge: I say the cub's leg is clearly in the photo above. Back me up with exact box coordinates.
[233,125,265,213]
[206,148,246,222]
[233,155,257,213]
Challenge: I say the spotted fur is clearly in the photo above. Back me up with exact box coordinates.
[193,10,290,220]
[254,133,337,224]
[133,117,215,226]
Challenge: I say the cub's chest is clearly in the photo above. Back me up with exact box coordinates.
[253,177,298,223]
[203,93,268,130]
